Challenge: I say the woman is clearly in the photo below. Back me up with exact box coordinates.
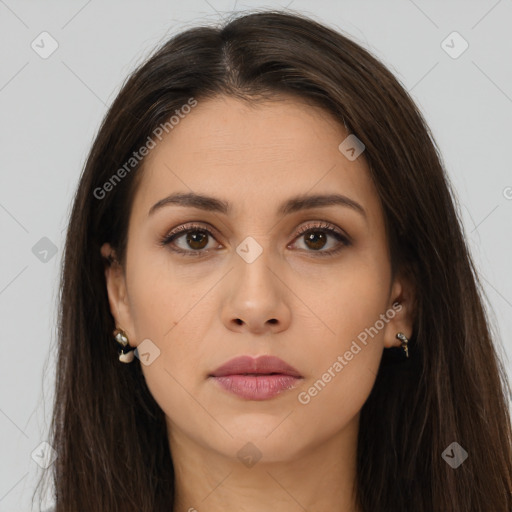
[35,9,512,512]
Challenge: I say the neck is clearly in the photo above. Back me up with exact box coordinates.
[169,414,362,512]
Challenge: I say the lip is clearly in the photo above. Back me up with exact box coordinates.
[210,355,302,378]
[209,355,303,401]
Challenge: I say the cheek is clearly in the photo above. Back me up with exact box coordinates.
[292,252,390,396]
[134,317,211,437]
[124,253,215,412]
[291,354,377,452]
[126,244,210,339]
[299,252,390,342]
[293,269,388,438]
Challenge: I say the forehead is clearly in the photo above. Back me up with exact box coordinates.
[131,94,382,226]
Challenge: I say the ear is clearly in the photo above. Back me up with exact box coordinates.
[100,242,136,347]
[383,270,416,350]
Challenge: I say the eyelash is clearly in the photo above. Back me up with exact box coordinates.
[158,221,351,258]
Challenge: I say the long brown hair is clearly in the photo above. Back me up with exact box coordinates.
[34,9,512,511]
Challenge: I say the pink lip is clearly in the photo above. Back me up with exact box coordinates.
[209,355,303,401]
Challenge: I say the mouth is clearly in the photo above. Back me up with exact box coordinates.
[208,355,303,401]
[209,374,303,400]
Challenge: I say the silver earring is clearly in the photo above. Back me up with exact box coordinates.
[113,328,135,363]
[396,332,409,358]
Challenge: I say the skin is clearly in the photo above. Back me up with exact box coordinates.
[101,94,415,512]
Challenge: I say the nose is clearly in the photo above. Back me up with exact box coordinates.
[220,246,292,335]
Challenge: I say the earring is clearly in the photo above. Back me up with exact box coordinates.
[106,254,116,265]
[395,332,409,358]
[113,328,135,363]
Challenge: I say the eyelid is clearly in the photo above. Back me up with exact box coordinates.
[162,221,219,241]
[293,220,350,242]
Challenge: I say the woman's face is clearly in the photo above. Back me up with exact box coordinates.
[102,94,414,463]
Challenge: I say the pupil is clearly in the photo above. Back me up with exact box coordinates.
[187,231,208,250]
[305,231,326,250]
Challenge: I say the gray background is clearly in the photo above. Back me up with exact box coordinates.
[1,1,511,510]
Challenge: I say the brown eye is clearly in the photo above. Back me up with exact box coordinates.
[303,230,328,250]
[160,224,219,257]
[291,221,351,256]
[185,230,209,250]
[160,221,350,258]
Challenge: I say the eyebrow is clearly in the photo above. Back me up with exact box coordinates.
[148,192,366,219]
